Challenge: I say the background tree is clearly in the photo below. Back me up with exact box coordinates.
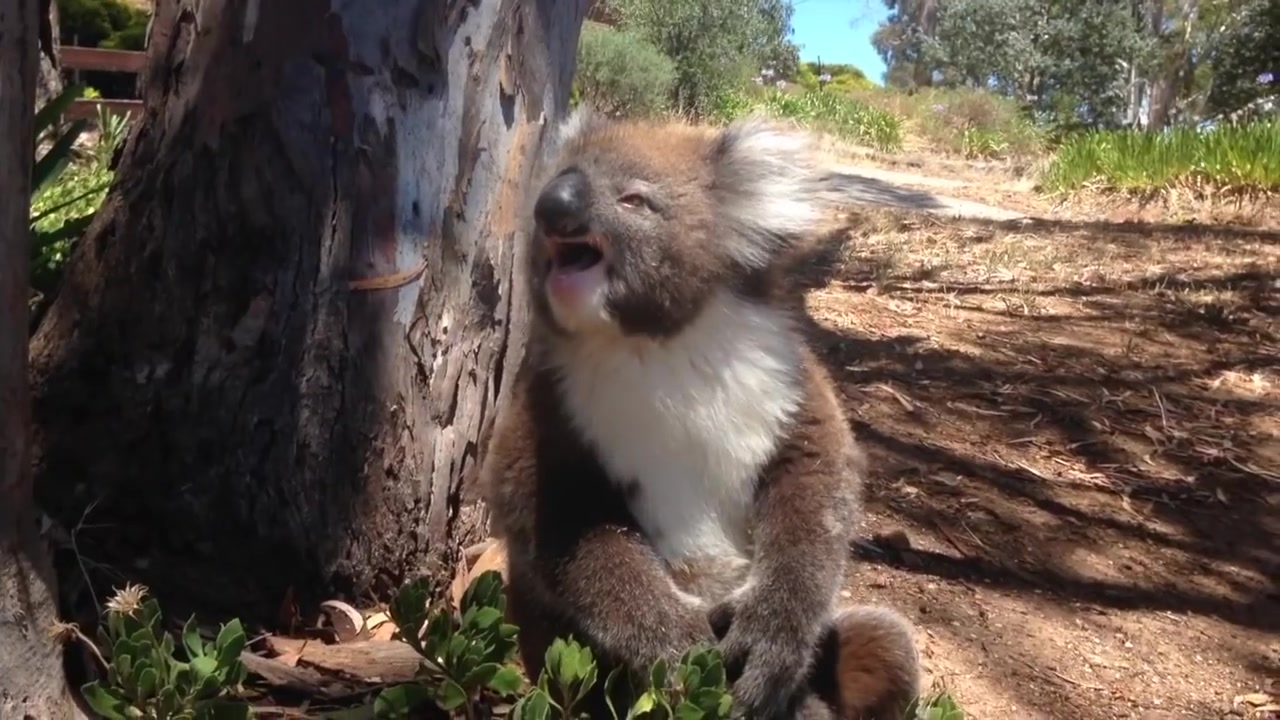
[574,21,677,118]
[908,0,1146,131]
[871,0,939,88]
[1,0,78,717]
[28,0,589,625]
[609,0,799,116]
[1205,0,1280,121]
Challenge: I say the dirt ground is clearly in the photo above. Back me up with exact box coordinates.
[802,207,1280,719]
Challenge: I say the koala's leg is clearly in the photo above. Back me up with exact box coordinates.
[807,605,922,720]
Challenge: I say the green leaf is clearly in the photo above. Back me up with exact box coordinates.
[603,666,628,720]
[627,690,658,719]
[697,658,725,690]
[461,662,501,689]
[687,688,726,713]
[214,619,246,670]
[464,605,504,631]
[573,651,598,706]
[460,569,506,613]
[80,681,133,720]
[196,668,224,699]
[388,579,431,650]
[487,665,526,696]
[422,612,455,662]
[33,118,88,194]
[157,685,183,717]
[445,633,470,672]
[190,654,219,681]
[134,666,158,702]
[182,616,206,660]
[649,657,669,691]
[680,665,701,693]
[34,84,85,139]
[433,678,469,711]
[112,644,134,684]
[555,641,580,685]
[373,683,435,719]
[673,701,705,720]
[511,687,552,720]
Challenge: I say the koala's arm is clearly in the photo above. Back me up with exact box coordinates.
[711,366,860,718]
[545,519,716,670]
[483,366,714,673]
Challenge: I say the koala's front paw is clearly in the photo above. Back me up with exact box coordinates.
[711,596,813,720]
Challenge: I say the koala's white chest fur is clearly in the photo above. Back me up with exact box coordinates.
[552,291,803,588]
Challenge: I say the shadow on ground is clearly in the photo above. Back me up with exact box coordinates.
[796,209,1280,719]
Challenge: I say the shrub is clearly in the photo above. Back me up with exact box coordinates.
[1039,120,1280,194]
[704,87,757,125]
[858,87,1044,159]
[795,62,877,94]
[574,22,676,119]
[57,0,148,50]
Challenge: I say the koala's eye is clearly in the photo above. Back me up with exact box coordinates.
[617,192,652,210]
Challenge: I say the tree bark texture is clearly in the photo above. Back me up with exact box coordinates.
[2,0,77,717]
[36,0,61,108]
[29,0,587,622]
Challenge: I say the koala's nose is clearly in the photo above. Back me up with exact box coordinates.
[534,169,591,237]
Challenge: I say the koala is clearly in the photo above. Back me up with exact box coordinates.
[480,107,921,720]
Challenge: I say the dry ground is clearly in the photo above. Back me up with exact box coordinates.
[801,207,1280,719]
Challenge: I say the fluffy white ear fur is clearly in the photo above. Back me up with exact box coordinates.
[554,104,600,150]
[712,116,841,270]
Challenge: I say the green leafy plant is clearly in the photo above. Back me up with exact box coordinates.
[69,571,953,720]
[602,645,734,720]
[377,570,526,718]
[374,570,735,720]
[907,689,967,720]
[29,83,123,298]
[753,88,904,152]
[80,584,252,720]
[1039,119,1280,195]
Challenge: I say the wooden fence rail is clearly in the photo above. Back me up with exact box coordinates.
[58,46,145,122]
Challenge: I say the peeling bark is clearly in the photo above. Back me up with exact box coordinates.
[29,0,587,621]
[36,0,61,108]
[1,0,77,717]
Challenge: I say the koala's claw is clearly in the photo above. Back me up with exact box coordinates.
[712,601,811,720]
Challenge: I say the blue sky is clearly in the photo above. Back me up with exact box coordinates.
[790,0,889,84]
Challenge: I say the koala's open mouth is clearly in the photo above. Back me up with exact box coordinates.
[548,237,606,275]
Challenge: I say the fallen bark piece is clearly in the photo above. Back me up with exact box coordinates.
[450,539,509,611]
[263,637,427,684]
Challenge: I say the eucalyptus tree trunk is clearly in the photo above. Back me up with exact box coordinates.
[29,0,587,622]
[1,0,77,717]
[37,0,62,108]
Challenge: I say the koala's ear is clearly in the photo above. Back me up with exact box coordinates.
[710,116,842,269]
[554,104,603,150]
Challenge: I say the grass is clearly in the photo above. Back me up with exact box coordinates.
[854,87,1046,160]
[728,87,905,153]
[1040,120,1280,195]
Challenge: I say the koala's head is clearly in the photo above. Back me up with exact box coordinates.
[527,107,839,340]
